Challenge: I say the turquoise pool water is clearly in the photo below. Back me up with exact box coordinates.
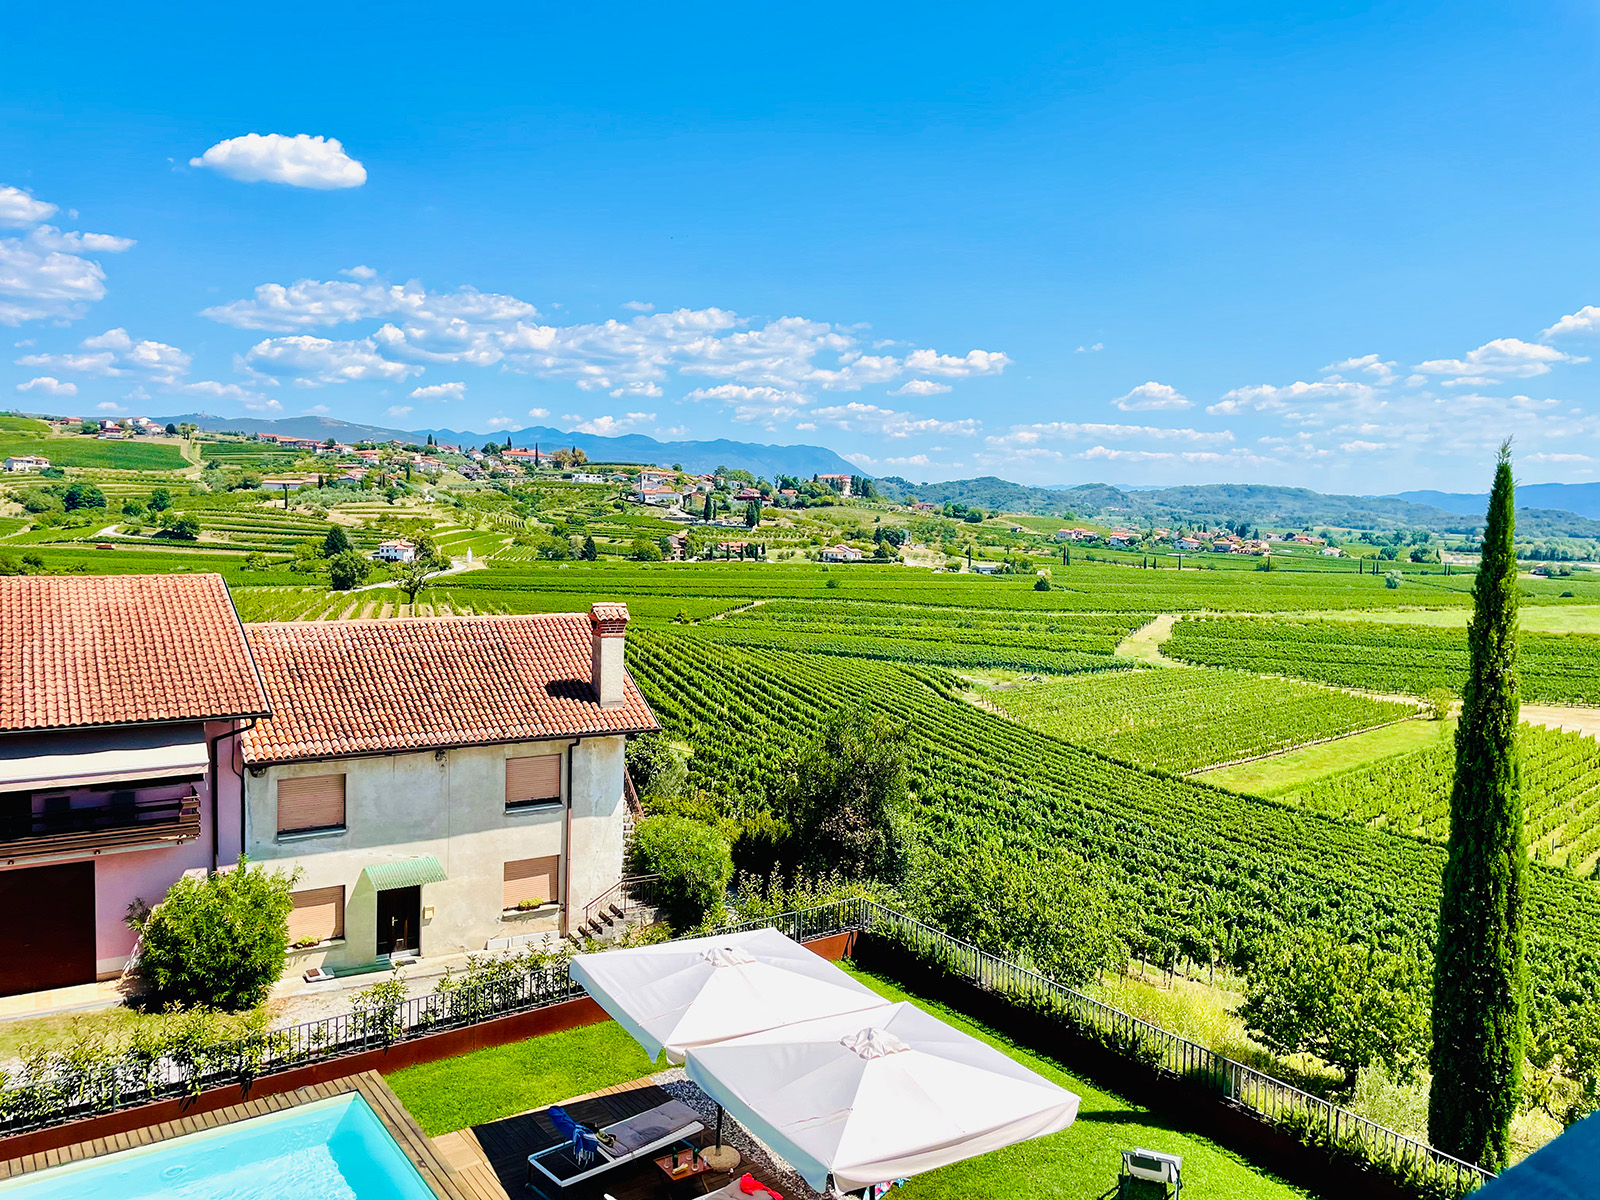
[0,1093,438,1199]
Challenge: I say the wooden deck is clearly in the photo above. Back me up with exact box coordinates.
[0,1071,473,1200]
[440,1077,737,1200]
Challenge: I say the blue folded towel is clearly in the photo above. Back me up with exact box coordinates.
[549,1105,601,1163]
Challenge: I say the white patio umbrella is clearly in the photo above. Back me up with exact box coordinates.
[568,926,886,1064]
[571,927,891,1172]
[684,1000,1081,1193]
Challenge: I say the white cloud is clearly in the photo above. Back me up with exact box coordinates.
[409,381,466,401]
[1340,440,1388,452]
[303,404,331,415]
[655,424,690,438]
[527,407,549,418]
[1322,354,1396,381]
[384,405,413,419]
[203,273,1012,401]
[18,327,189,381]
[889,379,952,397]
[988,421,1232,447]
[1544,306,1600,340]
[572,412,654,436]
[623,300,654,312]
[189,134,367,189]
[1415,337,1584,380]
[1112,381,1190,412]
[95,401,125,413]
[341,265,377,280]
[1525,452,1594,464]
[1208,379,1376,415]
[243,335,423,386]
[1076,342,1103,353]
[484,415,521,431]
[609,382,663,399]
[0,186,58,228]
[902,348,1010,377]
[0,224,135,326]
[684,383,809,424]
[15,375,75,396]
[809,402,980,439]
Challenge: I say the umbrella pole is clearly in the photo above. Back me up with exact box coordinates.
[701,1103,741,1172]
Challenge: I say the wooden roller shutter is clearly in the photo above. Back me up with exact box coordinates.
[505,756,561,807]
[278,774,346,833]
[287,885,345,944]
[503,856,560,909]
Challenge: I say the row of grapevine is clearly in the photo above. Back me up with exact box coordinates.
[624,631,1600,1057]
[984,666,1416,773]
[1281,723,1600,875]
[1165,614,1600,704]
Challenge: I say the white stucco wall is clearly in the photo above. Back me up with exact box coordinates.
[243,734,628,974]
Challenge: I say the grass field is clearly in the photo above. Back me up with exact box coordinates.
[385,964,1311,1200]
[0,434,188,470]
[1198,719,1453,795]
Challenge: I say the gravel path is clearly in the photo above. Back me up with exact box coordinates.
[650,1067,834,1198]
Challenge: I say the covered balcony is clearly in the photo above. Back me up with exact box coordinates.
[0,724,208,865]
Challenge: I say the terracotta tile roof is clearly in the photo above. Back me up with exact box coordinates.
[0,574,270,733]
[241,612,658,765]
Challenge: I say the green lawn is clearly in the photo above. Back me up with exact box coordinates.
[387,1020,658,1136]
[1197,718,1450,796]
[1303,605,1600,633]
[385,965,1311,1200]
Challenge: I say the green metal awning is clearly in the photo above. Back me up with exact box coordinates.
[362,855,447,891]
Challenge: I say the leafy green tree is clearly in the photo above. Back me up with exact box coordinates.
[158,512,201,540]
[1034,575,1051,591]
[744,499,761,528]
[328,548,371,590]
[1240,927,1430,1088]
[1384,570,1403,589]
[703,492,714,522]
[243,551,270,572]
[1424,687,1455,721]
[391,557,438,602]
[126,857,299,1010]
[62,482,106,510]
[322,523,352,557]
[630,536,663,561]
[912,843,1129,987]
[630,815,733,930]
[626,733,689,801]
[582,534,598,561]
[147,487,171,512]
[1430,441,1527,1169]
[778,707,910,883]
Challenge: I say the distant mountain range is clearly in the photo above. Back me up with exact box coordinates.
[153,413,861,479]
[877,476,1600,538]
[1393,484,1600,521]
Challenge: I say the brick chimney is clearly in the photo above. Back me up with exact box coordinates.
[589,603,629,706]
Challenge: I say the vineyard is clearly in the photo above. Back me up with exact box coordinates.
[1164,614,1600,705]
[1276,722,1600,875]
[699,599,1146,674]
[981,666,1416,773]
[625,630,1600,1054]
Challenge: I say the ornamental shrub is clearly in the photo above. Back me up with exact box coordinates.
[321,523,352,557]
[128,857,299,1011]
[630,815,733,930]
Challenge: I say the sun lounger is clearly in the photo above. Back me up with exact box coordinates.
[527,1098,704,1191]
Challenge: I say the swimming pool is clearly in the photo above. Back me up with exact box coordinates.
[0,1093,440,1200]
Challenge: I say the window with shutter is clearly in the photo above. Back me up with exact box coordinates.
[277,775,346,834]
[503,856,560,909]
[287,885,345,944]
[505,755,561,810]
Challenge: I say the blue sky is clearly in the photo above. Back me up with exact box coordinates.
[2,1,1597,491]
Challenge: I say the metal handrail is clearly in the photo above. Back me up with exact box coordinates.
[581,873,661,928]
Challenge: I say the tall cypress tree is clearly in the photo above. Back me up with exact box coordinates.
[1429,440,1526,1169]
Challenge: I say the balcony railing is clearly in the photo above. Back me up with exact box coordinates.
[0,790,202,863]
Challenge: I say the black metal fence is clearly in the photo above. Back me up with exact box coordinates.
[0,897,1496,1195]
[855,900,1494,1194]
